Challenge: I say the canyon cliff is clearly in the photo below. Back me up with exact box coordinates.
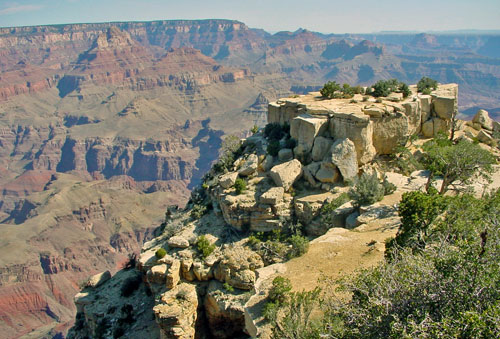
[0,19,499,338]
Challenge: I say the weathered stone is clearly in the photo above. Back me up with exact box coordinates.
[302,166,319,187]
[402,100,421,134]
[493,121,500,133]
[433,117,449,135]
[419,95,432,123]
[432,95,456,120]
[311,136,333,161]
[192,261,213,281]
[290,114,328,156]
[422,119,434,137]
[477,129,494,145]
[315,163,340,183]
[345,211,360,229]
[372,113,410,154]
[306,161,320,176]
[357,204,398,225]
[214,245,264,290]
[205,281,246,339]
[86,270,111,288]
[168,236,190,249]
[294,192,335,225]
[238,154,259,176]
[327,138,358,181]
[363,105,385,118]
[278,148,293,162]
[472,109,494,131]
[269,159,302,191]
[329,112,376,164]
[313,201,356,235]
[219,172,239,189]
[260,154,274,172]
[260,187,284,205]
[154,283,198,339]
[166,260,181,289]
[147,264,168,284]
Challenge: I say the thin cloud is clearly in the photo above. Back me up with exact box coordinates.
[0,5,44,15]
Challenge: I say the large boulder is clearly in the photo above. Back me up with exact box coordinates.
[327,138,358,181]
[260,187,284,205]
[153,283,198,339]
[168,236,190,249]
[86,270,111,288]
[290,114,328,156]
[329,112,376,164]
[214,245,264,290]
[472,109,494,131]
[238,154,259,176]
[402,101,421,134]
[315,163,340,183]
[219,172,239,189]
[278,148,293,162]
[147,264,168,284]
[432,96,458,120]
[269,159,303,191]
[166,260,181,289]
[419,95,432,123]
[311,136,333,161]
[372,113,410,154]
[477,130,494,145]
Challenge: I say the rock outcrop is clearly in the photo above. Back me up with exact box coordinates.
[268,84,458,163]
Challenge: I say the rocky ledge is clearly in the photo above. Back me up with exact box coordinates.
[67,83,500,339]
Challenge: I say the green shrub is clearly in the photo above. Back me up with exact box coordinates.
[287,235,309,259]
[382,176,396,195]
[264,122,285,141]
[400,82,411,98]
[269,276,292,303]
[349,173,384,207]
[155,248,167,259]
[262,301,280,321]
[196,235,215,258]
[267,140,281,156]
[223,282,234,292]
[234,178,246,195]
[251,125,259,134]
[320,81,341,99]
[190,204,208,219]
[417,76,438,93]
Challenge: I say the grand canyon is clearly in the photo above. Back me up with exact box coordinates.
[0,19,499,338]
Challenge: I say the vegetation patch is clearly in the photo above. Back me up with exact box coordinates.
[234,178,247,195]
[196,235,216,258]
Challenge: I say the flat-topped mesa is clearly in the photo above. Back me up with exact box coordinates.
[268,83,458,164]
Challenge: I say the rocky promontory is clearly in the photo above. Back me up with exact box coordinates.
[67,83,500,338]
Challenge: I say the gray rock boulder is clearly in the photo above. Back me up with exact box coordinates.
[219,172,239,189]
[269,159,303,191]
[315,163,340,183]
[290,114,328,156]
[311,136,333,162]
[278,148,293,162]
[260,187,284,205]
[472,109,494,131]
[168,236,190,249]
[238,154,259,176]
[327,138,358,181]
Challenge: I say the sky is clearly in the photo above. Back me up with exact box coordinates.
[0,0,499,34]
